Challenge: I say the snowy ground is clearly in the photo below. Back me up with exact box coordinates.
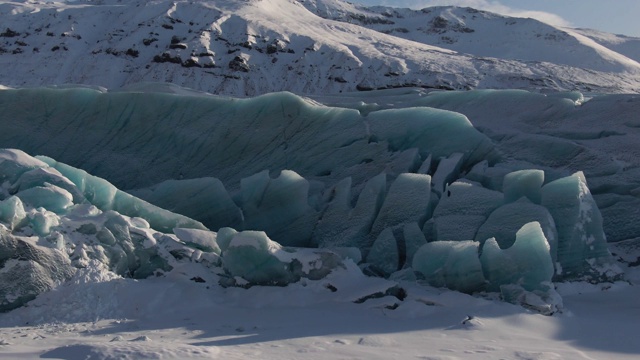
[0,244,638,360]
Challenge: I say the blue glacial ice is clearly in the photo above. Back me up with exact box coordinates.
[0,88,495,191]
[480,222,554,292]
[412,240,485,293]
[0,86,631,312]
[542,172,613,279]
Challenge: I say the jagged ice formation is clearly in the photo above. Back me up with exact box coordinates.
[0,86,627,313]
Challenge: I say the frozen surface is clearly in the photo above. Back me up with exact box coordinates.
[0,88,493,192]
[480,222,554,292]
[369,173,431,239]
[366,228,399,276]
[0,84,627,302]
[503,169,545,204]
[130,178,243,231]
[0,0,639,355]
[413,240,485,293]
[432,180,503,241]
[311,88,640,244]
[0,83,637,358]
[542,172,615,279]
[240,170,318,248]
[475,198,558,262]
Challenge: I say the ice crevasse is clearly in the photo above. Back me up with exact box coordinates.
[0,87,623,312]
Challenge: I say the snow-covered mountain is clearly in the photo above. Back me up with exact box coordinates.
[0,0,639,95]
[572,27,640,64]
[302,0,640,73]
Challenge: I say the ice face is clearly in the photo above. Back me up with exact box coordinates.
[480,222,554,292]
[0,196,27,230]
[403,222,427,269]
[541,172,614,279]
[475,198,558,263]
[0,86,633,311]
[241,170,318,247]
[432,180,503,241]
[313,173,386,249]
[412,240,486,293]
[131,178,243,231]
[173,228,221,255]
[369,173,432,239]
[503,169,544,204]
[0,149,49,184]
[0,89,494,192]
[37,155,206,233]
[221,230,346,286]
[16,184,74,214]
[366,228,399,276]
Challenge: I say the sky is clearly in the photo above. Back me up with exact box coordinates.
[351,0,640,37]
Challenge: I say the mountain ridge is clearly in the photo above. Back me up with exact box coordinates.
[0,0,639,95]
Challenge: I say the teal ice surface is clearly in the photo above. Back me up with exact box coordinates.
[503,169,545,204]
[432,180,503,241]
[130,177,243,231]
[366,228,399,275]
[37,155,206,233]
[0,88,493,191]
[475,198,558,263]
[370,173,432,238]
[412,240,486,293]
[0,196,27,230]
[480,222,554,292]
[541,172,614,278]
[0,87,630,305]
[241,170,318,247]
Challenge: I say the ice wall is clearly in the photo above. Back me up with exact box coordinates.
[0,88,495,192]
[0,86,630,311]
[0,149,355,310]
[312,89,640,243]
[0,141,618,313]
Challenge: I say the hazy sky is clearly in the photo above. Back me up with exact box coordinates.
[351,0,640,37]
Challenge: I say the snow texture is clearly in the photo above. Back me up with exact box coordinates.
[1,0,640,95]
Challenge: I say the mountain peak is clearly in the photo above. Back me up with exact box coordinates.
[0,0,638,95]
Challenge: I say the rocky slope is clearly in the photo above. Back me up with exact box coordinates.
[0,0,639,95]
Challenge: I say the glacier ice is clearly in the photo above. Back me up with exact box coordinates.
[173,228,221,255]
[432,180,503,241]
[0,89,494,192]
[541,172,613,278]
[431,152,464,194]
[369,173,432,239]
[502,169,544,204]
[16,184,74,214]
[241,170,318,247]
[221,230,299,286]
[366,228,400,276]
[412,240,486,293]
[221,230,346,286]
[480,222,554,292]
[316,88,640,244]
[131,178,243,231]
[0,196,27,230]
[312,173,386,249]
[474,198,558,262]
[37,155,206,233]
[0,86,633,312]
[403,222,427,269]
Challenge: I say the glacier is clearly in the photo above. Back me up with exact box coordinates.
[0,85,632,313]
